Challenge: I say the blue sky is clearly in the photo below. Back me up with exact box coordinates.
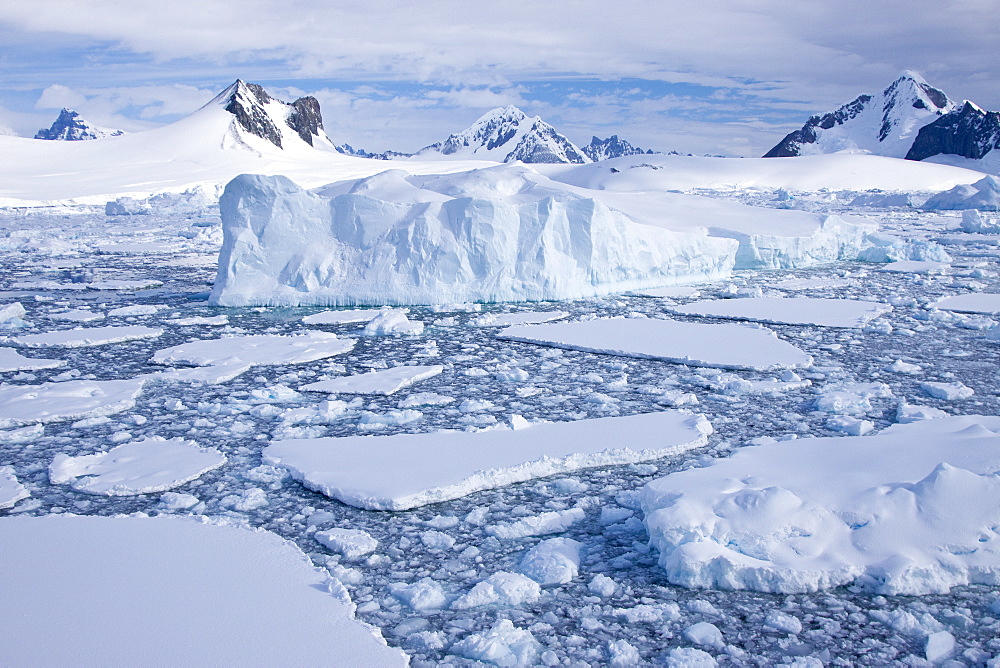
[0,1,996,156]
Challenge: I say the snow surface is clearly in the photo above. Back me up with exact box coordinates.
[302,365,443,395]
[668,297,892,328]
[150,331,355,367]
[49,436,227,495]
[642,415,1000,595]
[0,378,146,428]
[6,324,163,348]
[0,515,407,666]
[264,411,711,510]
[932,293,1000,314]
[498,317,813,371]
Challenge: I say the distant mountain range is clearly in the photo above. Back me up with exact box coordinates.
[35,108,125,141]
[764,72,999,172]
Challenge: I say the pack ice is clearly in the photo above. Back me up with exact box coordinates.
[209,167,738,306]
[641,415,1000,595]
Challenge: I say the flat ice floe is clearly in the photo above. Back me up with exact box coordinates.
[302,309,386,325]
[668,297,892,328]
[139,362,252,385]
[301,365,444,395]
[641,415,1000,595]
[877,260,949,274]
[469,311,570,327]
[0,515,407,666]
[49,436,226,495]
[630,286,701,298]
[497,317,812,371]
[6,325,164,348]
[931,293,1000,314]
[264,410,712,510]
[0,347,66,372]
[151,331,354,367]
[0,378,146,428]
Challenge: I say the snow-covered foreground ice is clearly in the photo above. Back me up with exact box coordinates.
[498,317,813,371]
[0,515,407,666]
[0,378,146,428]
[151,331,355,367]
[6,324,163,348]
[49,436,227,495]
[642,415,1000,595]
[301,365,444,395]
[932,293,1000,314]
[669,297,892,328]
[264,411,711,510]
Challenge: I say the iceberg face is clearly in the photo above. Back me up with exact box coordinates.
[210,169,737,306]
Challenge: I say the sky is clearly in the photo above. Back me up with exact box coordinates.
[0,0,996,157]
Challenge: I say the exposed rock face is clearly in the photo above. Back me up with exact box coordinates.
[35,109,124,141]
[763,72,954,159]
[335,143,411,160]
[906,101,1000,162]
[419,106,591,164]
[582,135,653,161]
[218,80,325,149]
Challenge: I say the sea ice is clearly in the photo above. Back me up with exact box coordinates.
[0,378,146,428]
[151,331,354,367]
[361,310,424,336]
[264,410,711,510]
[517,537,582,585]
[0,466,29,509]
[140,362,252,385]
[451,619,540,666]
[877,261,949,274]
[108,304,161,316]
[922,175,1000,210]
[485,508,586,539]
[451,571,541,609]
[49,436,226,495]
[630,286,701,298]
[0,515,406,665]
[314,527,379,559]
[7,325,164,348]
[0,347,66,372]
[959,209,1000,234]
[0,302,26,323]
[498,317,812,371]
[470,311,570,327]
[302,308,386,325]
[390,578,447,610]
[301,365,443,395]
[209,170,736,306]
[920,381,974,401]
[931,293,1000,314]
[166,314,229,326]
[668,297,891,328]
[642,415,1000,594]
[48,308,105,322]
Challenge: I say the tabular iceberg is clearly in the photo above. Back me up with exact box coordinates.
[209,168,738,306]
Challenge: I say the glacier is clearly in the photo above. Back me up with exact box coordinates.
[209,167,738,306]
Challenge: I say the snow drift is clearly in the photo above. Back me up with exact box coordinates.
[209,167,737,306]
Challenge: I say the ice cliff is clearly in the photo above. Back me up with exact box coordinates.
[209,167,738,306]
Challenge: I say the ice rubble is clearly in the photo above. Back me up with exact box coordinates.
[0,378,146,428]
[0,515,407,666]
[49,437,227,495]
[264,410,711,510]
[209,168,738,306]
[150,331,354,367]
[497,318,813,371]
[668,297,891,328]
[641,415,1000,595]
[301,365,443,395]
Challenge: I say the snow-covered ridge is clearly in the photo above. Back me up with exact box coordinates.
[582,135,654,161]
[417,105,591,164]
[35,108,125,141]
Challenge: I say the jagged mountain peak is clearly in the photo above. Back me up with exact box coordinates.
[35,108,125,141]
[583,135,653,161]
[209,79,326,150]
[418,106,590,164]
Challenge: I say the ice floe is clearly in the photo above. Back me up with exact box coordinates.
[630,286,702,298]
[469,311,570,327]
[642,415,1000,595]
[0,466,29,509]
[49,436,226,495]
[0,515,407,665]
[362,310,424,336]
[264,410,711,510]
[451,571,541,609]
[301,365,443,395]
[7,325,164,348]
[48,308,105,322]
[0,378,146,428]
[0,302,26,323]
[877,260,949,274]
[931,293,1000,314]
[314,527,379,559]
[0,347,66,372]
[518,537,582,585]
[498,317,812,371]
[302,308,386,325]
[166,314,229,326]
[668,297,891,328]
[150,331,354,367]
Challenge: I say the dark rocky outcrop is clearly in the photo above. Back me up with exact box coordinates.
[906,101,1000,162]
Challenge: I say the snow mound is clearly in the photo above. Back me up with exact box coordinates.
[151,331,354,367]
[49,436,226,495]
[264,410,711,510]
[669,297,891,329]
[498,317,812,371]
[0,515,406,665]
[923,176,1000,210]
[451,619,541,666]
[209,170,736,306]
[642,415,1000,594]
[0,378,146,428]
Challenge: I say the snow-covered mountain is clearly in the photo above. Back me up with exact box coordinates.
[417,106,590,164]
[764,72,1000,173]
[582,135,653,161]
[764,72,955,159]
[335,143,411,161]
[213,80,331,150]
[35,108,125,141]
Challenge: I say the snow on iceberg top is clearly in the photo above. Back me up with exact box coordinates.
[641,414,1000,595]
